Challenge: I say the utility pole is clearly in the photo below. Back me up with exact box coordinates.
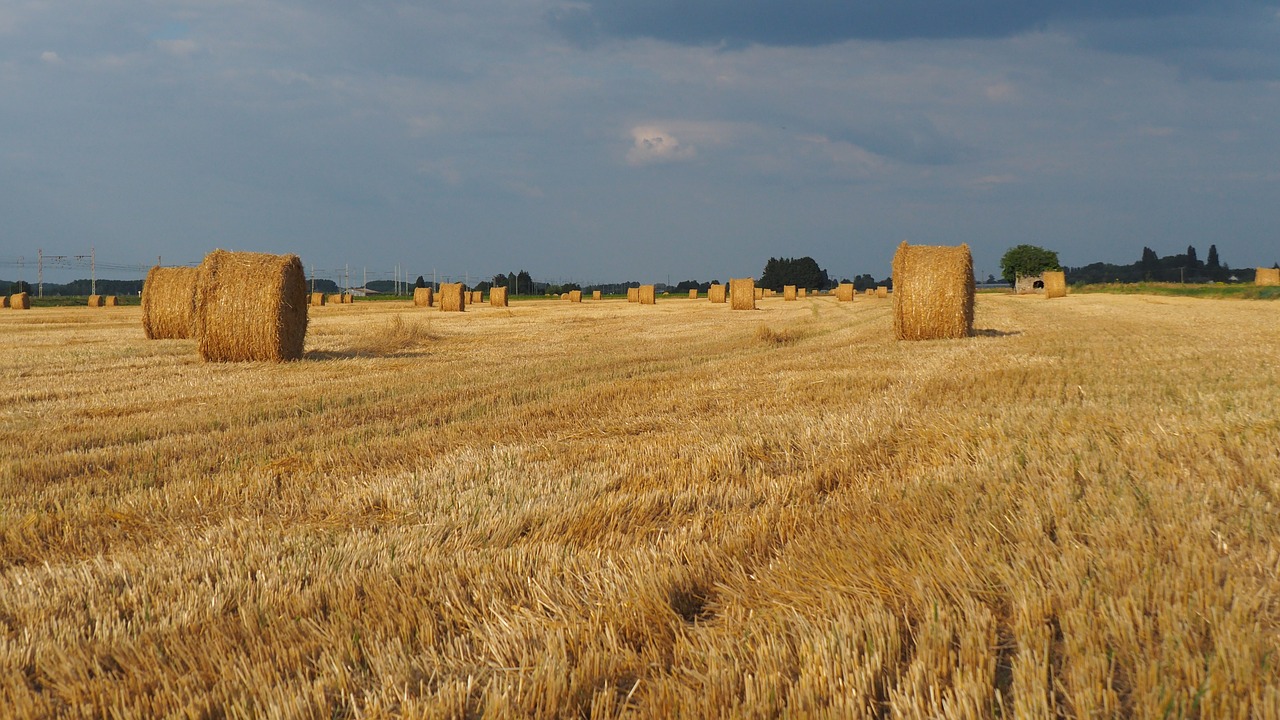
[37,249,42,298]
[310,265,315,293]
[345,263,349,292]
[433,268,437,292]
[91,246,96,295]
[363,267,367,291]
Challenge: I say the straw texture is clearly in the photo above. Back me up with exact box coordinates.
[1256,268,1280,286]
[439,283,465,312]
[730,278,756,310]
[627,287,639,303]
[414,287,433,307]
[891,241,974,341]
[708,284,726,303]
[639,285,656,305]
[142,266,199,339]
[1042,271,1067,299]
[194,249,309,362]
[592,290,602,300]
[490,287,508,307]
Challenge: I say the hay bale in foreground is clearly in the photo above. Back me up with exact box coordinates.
[836,283,854,301]
[592,290,602,300]
[142,266,198,339]
[87,295,104,307]
[439,283,465,312]
[310,292,327,306]
[627,287,639,303]
[891,241,974,341]
[708,284,727,303]
[10,292,29,310]
[639,285,656,305]
[105,296,118,306]
[1042,270,1067,299]
[194,249,308,362]
[414,287,433,307]
[876,287,888,298]
[1256,268,1280,286]
[569,290,582,303]
[730,278,756,310]
[490,287,508,307]
[784,285,797,301]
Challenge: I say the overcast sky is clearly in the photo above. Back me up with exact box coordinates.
[2,1,1278,286]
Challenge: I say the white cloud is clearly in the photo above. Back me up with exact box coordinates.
[40,51,61,65]
[626,125,696,165]
[984,82,1014,101]
[156,39,198,58]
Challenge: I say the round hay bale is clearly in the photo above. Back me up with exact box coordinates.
[414,287,434,307]
[891,241,974,341]
[729,278,756,310]
[638,285,656,305]
[688,289,698,300]
[142,266,199,339]
[783,285,797,301]
[194,250,308,362]
[310,292,327,306]
[626,287,639,303]
[490,286,509,307]
[438,283,465,312]
[875,286,888,299]
[798,287,807,299]
[1255,268,1280,286]
[342,293,354,304]
[836,283,854,301]
[569,290,582,303]
[708,283,727,303]
[327,293,343,305]
[592,290,602,300]
[104,296,118,306]
[1042,270,1067,299]
[471,290,484,304]
[87,295,104,307]
[0,295,8,308]
[10,292,29,309]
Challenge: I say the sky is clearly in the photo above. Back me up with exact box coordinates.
[2,0,1278,286]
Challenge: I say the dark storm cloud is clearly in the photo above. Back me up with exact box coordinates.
[551,0,1271,47]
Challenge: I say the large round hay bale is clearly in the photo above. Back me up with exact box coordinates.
[142,266,199,339]
[708,283,726,303]
[104,296,118,306]
[627,287,639,303]
[414,287,434,307]
[875,286,888,298]
[638,285,656,305]
[490,286,509,307]
[87,295,104,307]
[688,289,698,300]
[569,290,582,303]
[10,292,29,309]
[783,285,797,301]
[194,250,308,362]
[1256,268,1280,286]
[891,241,974,341]
[1042,270,1067,299]
[836,283,854,301]
[438,283,465,312]
[729,278,756,310]
[310,292,327,306]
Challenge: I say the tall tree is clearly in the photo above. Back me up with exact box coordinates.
[516,270,534,295]
[1186,245,1199,268]
[1207,244,1220,269]
[1000,245,1061,285]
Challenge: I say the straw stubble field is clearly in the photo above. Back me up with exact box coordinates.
[1,293,1278,717]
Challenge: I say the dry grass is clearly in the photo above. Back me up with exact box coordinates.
[142,266,199,340]
[2,293,1280,717]
[1256,268,1280,286]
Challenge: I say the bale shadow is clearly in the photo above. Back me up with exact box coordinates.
[973,328,1022,338]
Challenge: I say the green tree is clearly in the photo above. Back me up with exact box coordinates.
[758,256,830,290]
[1000,245,1061,285]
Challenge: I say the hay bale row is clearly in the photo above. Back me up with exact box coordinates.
[310,292,326,307]
[708,284,726,303]
[439,283,465,312]
[142,266,199,339]
[194,249,308,362]
[891,241,973,341]
[639,285,656,305]
[627,287,639,303]
[1256,268,1280,286]
[414,287,434,307]
[1042,270,1067,299]
[730,278,756,310]
[491,287,508,307]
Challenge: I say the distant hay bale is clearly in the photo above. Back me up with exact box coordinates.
[1042,270,1067,299]
[639,285,656,305]
[472,290,484,304]
[143,266,198,339]
[876,286,888,298]
[784,285,797,301]
[892,241,974,341]
[439,283,465,312]
[327,293,342,305]
[310,292,327,306]
[569,290,582,302]
[592,290,602,300]
[561,292,569,300]
[105,296,118,306]
[836,283,854,301]
[1256,268,1280,286]
[755,288,764,300]
[730,278,756,310]
[490,287,509,306]
[87,294,104,307]
[194,249,308,362]
[688,289,698,299]
[798,288,807,299]
[627,287,639,303]
[10,292,29,310]
[0,295,8,308]
[414,287,434,307]
[342,293,353,304]
[708,284,727,303]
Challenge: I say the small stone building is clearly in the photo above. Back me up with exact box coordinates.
[1015,273,1046,294]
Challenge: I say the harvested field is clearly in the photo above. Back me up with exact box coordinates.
[2,293,1279,717]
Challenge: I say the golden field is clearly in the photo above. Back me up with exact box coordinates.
[1,293,1278,718]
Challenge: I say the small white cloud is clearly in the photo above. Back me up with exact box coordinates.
[156,39,198,57]
[40,51,61,64]
[985,83,1014,101]
[626,125,696,166]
